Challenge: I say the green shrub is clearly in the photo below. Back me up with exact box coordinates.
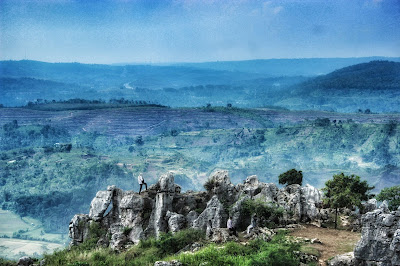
[157,228,205,256]
[123,227,133,236]
[376,185,400,211]
[242,199,284,228]
[204,177,217,192]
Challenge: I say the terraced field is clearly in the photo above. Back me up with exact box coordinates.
[1,107,399,138]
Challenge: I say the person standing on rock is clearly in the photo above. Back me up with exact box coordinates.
[137,173,147,194]
[227,216,237,237]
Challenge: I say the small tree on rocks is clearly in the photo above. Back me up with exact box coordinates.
[278,169,303,186]
[322,173,374,229]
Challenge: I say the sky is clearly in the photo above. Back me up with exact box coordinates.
[0,0,399,64]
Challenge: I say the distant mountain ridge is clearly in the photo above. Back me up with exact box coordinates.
[276,61,400,113]
[1,58,400,112]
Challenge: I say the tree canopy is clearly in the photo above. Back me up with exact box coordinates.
[322,173,374,228]
[376,185,400,211]
[278,169,303,186]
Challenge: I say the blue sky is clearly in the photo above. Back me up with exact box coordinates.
[0,0,399,63]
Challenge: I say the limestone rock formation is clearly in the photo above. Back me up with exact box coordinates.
[69,214,90,246]
[68,170,334,252]
[354,204,400,265]
[206,170,239,205]
[192,195,228,231]
[89,186,114,221]
[327,252,355,266]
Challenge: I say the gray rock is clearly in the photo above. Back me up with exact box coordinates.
[17,256,33,266]
[254,183,279,203]
[210,228,238,243]
[327,252,355,266]
[207,170,239,205]
[68,214,90,246]
[277,184,302,222]
[110,232,127,251]
[354,208,400,265]
[230,195,251,230]
[186,210,199,227]
[241,175,266,197]
[166,211,186,233]
[89,187,114,221]
[192,195,228,231]
[362,199,377,214]
[300,184,323,222]
[245,227,276,242]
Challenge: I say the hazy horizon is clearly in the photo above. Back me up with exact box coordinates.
[1,0,399,64]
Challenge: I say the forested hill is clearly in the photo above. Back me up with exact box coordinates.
[276,61,400,113]
[177,57,400,76]
[296,61,400,91]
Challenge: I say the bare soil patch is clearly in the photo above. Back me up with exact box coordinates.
[289,224,361,265]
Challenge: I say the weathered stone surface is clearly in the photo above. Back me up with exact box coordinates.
[192,195,228,231]
[207,170,239,205]
[17,256,33,266]
[277,184,302,222]
[210,228,238,243]
[186,210,199,227]
[68,214,90,246]
[110,232,127,251]
[300,184,323,222]
[230,195,251,230]
[146,191,173,237]
[253,183,279,203]
[362,199,378,214]
[241,175,266,197]
[166,211,186,233]
[89,187,114,221]
[327,252,355,266]
[245,227,276,242]
[354,205,400,265]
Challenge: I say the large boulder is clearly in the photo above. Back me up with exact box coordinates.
[241,175,266,197]
[166,211,186,233]
[327,252,355,266]
[354,204,400,265]
[68,214,90,246]
[209,228,238,243]
[300,184,323,222]
[17,256,33,266]
[230,195,251,230]
[192,195,228,231]
[206,170,239,205]
[254,183,279,203]
[277,184,302,222]
[89,186,115,221]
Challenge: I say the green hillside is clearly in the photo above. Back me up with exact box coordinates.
[277,61,400,113]
[1,107,399,235]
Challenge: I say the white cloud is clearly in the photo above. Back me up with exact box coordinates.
[273,6,283,14]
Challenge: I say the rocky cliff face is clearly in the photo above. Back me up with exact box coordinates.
[354,202,400,265]
[328,202,400,266]
[69,170,328,250]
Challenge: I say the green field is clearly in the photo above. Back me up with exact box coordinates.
[0,209,66,260]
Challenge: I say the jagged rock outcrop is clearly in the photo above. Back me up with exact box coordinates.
[206,170,239,206]
[89,186,114,221]
[354,204,400,265]
[192,195,228,230]
[69,171,331,251]
[69,214,90,246]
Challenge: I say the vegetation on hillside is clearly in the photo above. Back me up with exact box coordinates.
[322,173,374,228]
[41,229,304,266]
